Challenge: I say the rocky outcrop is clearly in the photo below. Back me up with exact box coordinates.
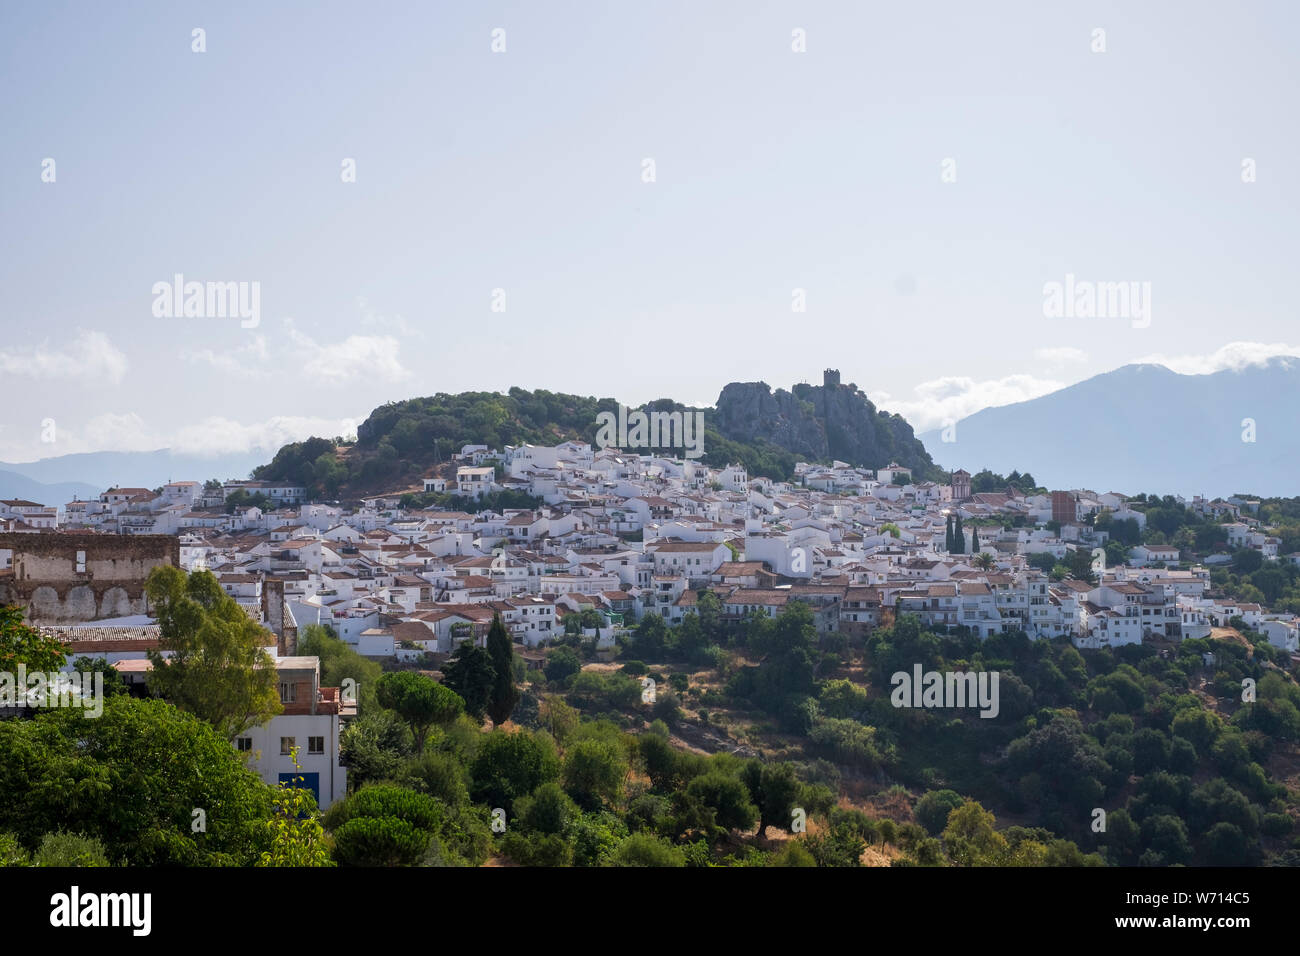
[712,382,825,459]
[713,374,940,477]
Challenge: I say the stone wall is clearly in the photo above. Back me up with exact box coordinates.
[0,532,180,623]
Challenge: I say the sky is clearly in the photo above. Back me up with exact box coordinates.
[1,0,1297,463]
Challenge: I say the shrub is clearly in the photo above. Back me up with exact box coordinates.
[34,832,110,867]
[0,833,29,867]
[333,817,430,867]
[608,832,686,867]
[914,789,964,836]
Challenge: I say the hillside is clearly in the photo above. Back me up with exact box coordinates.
[920,358,1300,496]
[254,377,944,499]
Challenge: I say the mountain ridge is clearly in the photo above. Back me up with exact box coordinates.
[920,358,1300,496]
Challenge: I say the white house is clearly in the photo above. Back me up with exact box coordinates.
[234,656,349,810]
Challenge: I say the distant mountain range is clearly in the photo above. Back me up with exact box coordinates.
[920,358,1300,497]
[0,470,100,507]
[0,450,264,504]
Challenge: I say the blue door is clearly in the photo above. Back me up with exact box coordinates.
[279,771,320,807]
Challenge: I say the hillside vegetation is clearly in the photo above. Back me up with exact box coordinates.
[253,381,943,499]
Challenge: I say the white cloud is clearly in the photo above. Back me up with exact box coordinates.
[1134,341,1300,376]
[0,411,358,461]
[1034,347,1088,365]
[872,373,1066,432]
[0,412,163,459]
[181,335,269,376]
[286,320,409,384]
[170,415,357,456]
[79,412,162,452]
[358,297,417,337]
[0,330,127,384]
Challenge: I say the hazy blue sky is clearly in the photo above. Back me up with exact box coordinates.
[2,0,1297,462]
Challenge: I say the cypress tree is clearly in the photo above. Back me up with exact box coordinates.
[443,640,494,722]
[971,525,980,554]
[486,613,519,727]
[945,514,954,552]
[954,515,965,554]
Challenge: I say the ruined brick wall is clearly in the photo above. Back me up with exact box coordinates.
[0,532,180,623]
[262,577,297,656]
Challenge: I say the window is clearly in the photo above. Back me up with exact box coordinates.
[279,682,297,703]
[280,737,295,755]
[236,737,252,752]
[75,550,86,574]
[308,736,324,755]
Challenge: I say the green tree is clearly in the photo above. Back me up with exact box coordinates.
[630,613,669,661]
[375,671,464,754]
[684,771,757,835]
[144,567,282,741]
[325,786,444,867]
[741,761,803,837]
[1104,540,1129,570]
[1200,822,1252,866]
[942,800,1008,866]
[339,710,413,791]
[332,816,428,868]
[470,730,561,814]
[517,782,579,836]
[544,647,582,684]
[1026,551,1058,574]
[0,696,275,866]
[68,657,128,697]
[1140,814,1192,865]
[639,728,688,791]
[400,750,469,807]
[806,822,865,867]
[1104,808,1142,865]
[697,590,723,642]
[539,694,581,747]
[0,604,66,671]
[1232,549,1264,573]
[915,789,965,836]
[297,624,382,711]
[442,640,495,722]
[563,739,629,811]
[486,614,519,727]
